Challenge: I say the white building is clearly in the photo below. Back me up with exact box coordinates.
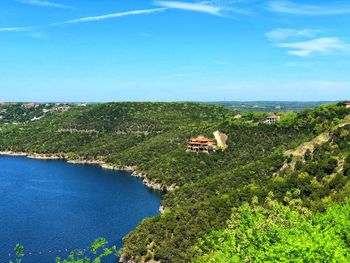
[266,115,281,124]
[31,116,43,122]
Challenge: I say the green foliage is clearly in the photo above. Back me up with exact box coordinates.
[0,103,60,124]
[54,238,118,263]
[1,102,350,262]
[194,195,350,263]
[344,155,350,176]
[8,238,119,263]
[9,244,25,263]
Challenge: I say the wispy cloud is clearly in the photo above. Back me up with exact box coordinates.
[278,37,347,57]
[13,0,75,9]
[266,28,320,41]
[0,26,32,32]
[53,8,167,25]
[0,26,47,39]
[0,8,167,33]
[154,1,222,16]
[268,0,350,15]
[202,0,252,15]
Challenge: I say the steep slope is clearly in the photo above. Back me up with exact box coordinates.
[194,121,350,262]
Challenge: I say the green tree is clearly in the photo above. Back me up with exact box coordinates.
[194,194,350,263]
[55,238,118,263]
[9,244,24,263]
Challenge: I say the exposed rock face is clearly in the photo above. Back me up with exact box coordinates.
[28,153,65,160]
[213,130,228,150]
[57,128,99,134]
[119,254,160,263]
[0,151,27,157]
[159,205,165,214]
[119,255,139,263]
[0,151,65,159]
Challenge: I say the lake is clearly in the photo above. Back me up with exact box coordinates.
[0,156,161,262]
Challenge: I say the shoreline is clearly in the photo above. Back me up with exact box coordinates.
[0,150,174,193]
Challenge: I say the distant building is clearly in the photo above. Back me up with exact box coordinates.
[266,115,281,124]
[22,103,35,109]
[43,108,53,113]
[54,106,71,112]
[187,136,217,154]
[31,116,42,122]
[213,130,228,150]
[344,101,350,109]
[187,131,228,154]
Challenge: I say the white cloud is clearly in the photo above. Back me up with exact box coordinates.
[154,1,222,16]
[0,8,166,33]
[0,26,47,39]
[278,37,347,57]
[0,27,31,32]
[0,27,22,32]
[13,0,75,9]
[202,0,253,15]
[268,0,350,15]
[54,8,167,24]
[266,28,320,41]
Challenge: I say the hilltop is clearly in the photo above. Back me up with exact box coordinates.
[205,101,335,112]
[1,102,350,262]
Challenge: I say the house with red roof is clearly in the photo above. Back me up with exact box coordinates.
[187,136,217,154]
[22,103,35,109]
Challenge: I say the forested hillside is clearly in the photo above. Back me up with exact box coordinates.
[1,102,350,262]
[0,103,69,124]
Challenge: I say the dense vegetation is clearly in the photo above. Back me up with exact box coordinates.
[0,103,60,124]
[1,102,350,262]
[206,101,333,112]
[194,194,350,262]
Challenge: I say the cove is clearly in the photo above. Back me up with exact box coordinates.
[0,156,161,263]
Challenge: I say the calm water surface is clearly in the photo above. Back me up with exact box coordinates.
[0,156,161,262]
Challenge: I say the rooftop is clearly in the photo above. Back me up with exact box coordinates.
[267,115,281,119]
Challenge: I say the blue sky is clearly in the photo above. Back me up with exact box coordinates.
[1,0,350,102]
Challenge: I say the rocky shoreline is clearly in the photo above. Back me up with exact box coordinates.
[0,151,174,192]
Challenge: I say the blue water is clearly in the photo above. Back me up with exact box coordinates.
[0,156,161,262]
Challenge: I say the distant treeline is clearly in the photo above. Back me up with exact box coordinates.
[204,101,336,112]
